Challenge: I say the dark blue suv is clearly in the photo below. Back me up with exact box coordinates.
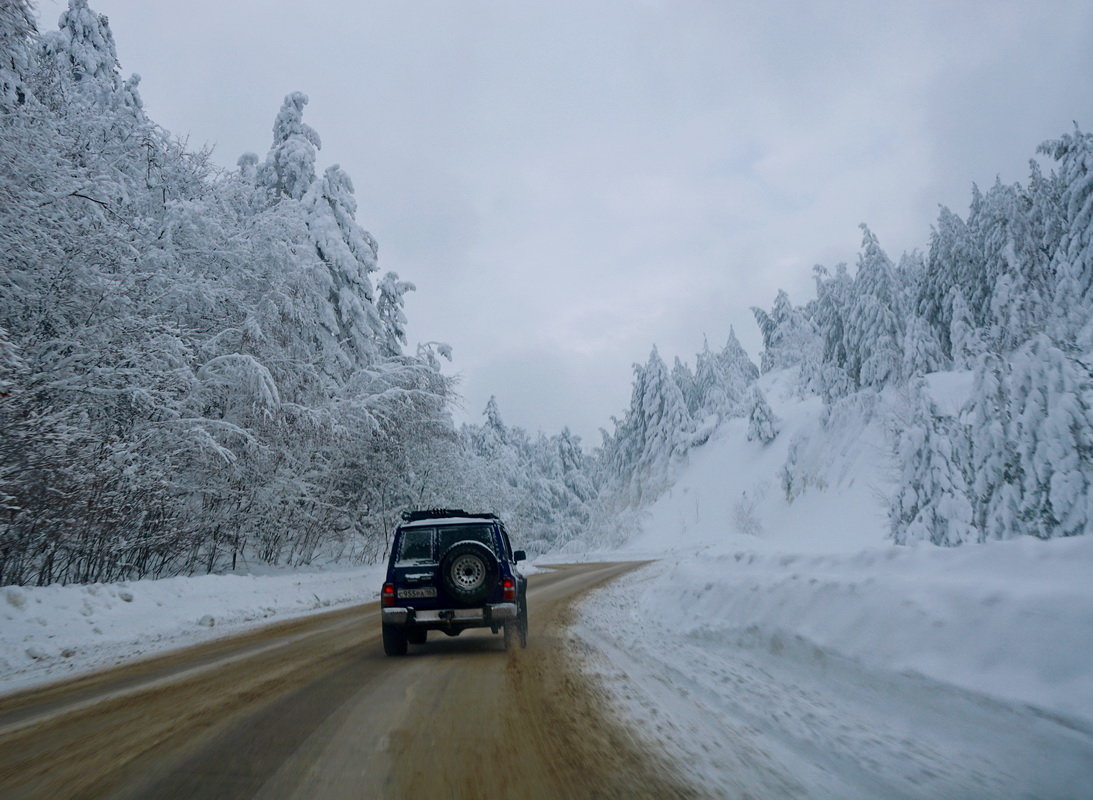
[380,509,528,655]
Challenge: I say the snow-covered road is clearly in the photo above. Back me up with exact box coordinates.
[0,563,695,800]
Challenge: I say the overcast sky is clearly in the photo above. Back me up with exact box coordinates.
[41,0,1093,443]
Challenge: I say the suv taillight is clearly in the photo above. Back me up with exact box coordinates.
[382,582,396,607]
[501,577,516,602]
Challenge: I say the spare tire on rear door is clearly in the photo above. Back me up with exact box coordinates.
[439,540,498,606]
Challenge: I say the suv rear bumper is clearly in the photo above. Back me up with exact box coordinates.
[382,602,517,627]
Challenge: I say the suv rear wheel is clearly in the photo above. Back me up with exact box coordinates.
[439,540,499,605]
[382,624,408,656]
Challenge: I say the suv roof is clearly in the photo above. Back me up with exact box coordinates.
[400,508,500,523]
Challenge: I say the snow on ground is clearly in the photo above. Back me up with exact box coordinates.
[562,369,1093,798]
[0,564,386,695]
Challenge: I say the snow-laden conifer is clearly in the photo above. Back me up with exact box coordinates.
[377,272,415,357]
[259,91,321,202]
[901,312,944,379]
[921,206,977,356]
[604,348,693,506]
[746,386,779,444]
[1040,127,1093,345]
[967,353,1021,541]
[1008,336,1092,539]
[890,379,974,546]
[0,0,34,107]
[40,0,120,97]
[672,356,699,415]
[304,163,382,370]
[948,287,983,370]
[846,226,903,389]
[752,290,821,378]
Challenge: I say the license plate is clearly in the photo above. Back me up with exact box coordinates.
[399,587,436,599]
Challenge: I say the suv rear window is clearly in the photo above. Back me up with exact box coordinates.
[437,524,494,554]
[395,523,496,565]
[396,529,434,564]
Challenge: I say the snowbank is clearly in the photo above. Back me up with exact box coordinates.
[0,565,386,695]
[630,535,1093,722]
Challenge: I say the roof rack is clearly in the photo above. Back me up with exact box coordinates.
[400,508,499,522]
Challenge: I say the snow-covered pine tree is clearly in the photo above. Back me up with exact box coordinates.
[721,326,760,389]
[672,355,699,415]
[948,287,983,370]
[636,348,692,499]
[678,330,759,424]
[920,206,977,359]
[1040,127,1093,348]
[978,180,1051,352]
[556,427,596,505]
[846,225,904,389]
[258,91,321,202]
[751,290,821,379]
[0,0,34,107]
[377,272,415,358]
[605,347,693,506]
[902,311,945,379]
[1008,335,1093,539]
[967,352,1021,541]
[39,0,120,99]
[703,327,760,417]
[811,263,856,400]
[304,163,383,370]
[890,378,974,546]
[746,386,779,444]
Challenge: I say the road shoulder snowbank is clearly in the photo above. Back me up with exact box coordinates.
[573,545,1093,799]
[627,535,1093,724]
[0,565,386,696]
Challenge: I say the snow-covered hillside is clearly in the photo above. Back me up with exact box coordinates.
[567,368,1093,799]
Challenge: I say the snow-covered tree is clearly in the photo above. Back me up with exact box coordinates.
[258,91,321,202]
[0,0,34,107]
[746,386,779,444]
[672,356,699,415]
[40,0,120,98]
[948,287,982,370]
[752,290,821,379]
[1040,127,1093,346]
[602,347,693,506]
[967,353,1021,541]
[920,206,978,357]
[890,379,974,546]
[304,163,382,371]
[902,311,945,379]
[845,226,904,389]
[1008,336,1092,539]
[377,272,415,357]
[0,2,478,583]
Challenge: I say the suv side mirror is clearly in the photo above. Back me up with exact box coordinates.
[513,550,526,562]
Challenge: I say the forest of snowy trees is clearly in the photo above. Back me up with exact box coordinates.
[2,1,1089,587]
[750,137,1092,546]
[0,1,600,585]
[596,127,1092,547]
